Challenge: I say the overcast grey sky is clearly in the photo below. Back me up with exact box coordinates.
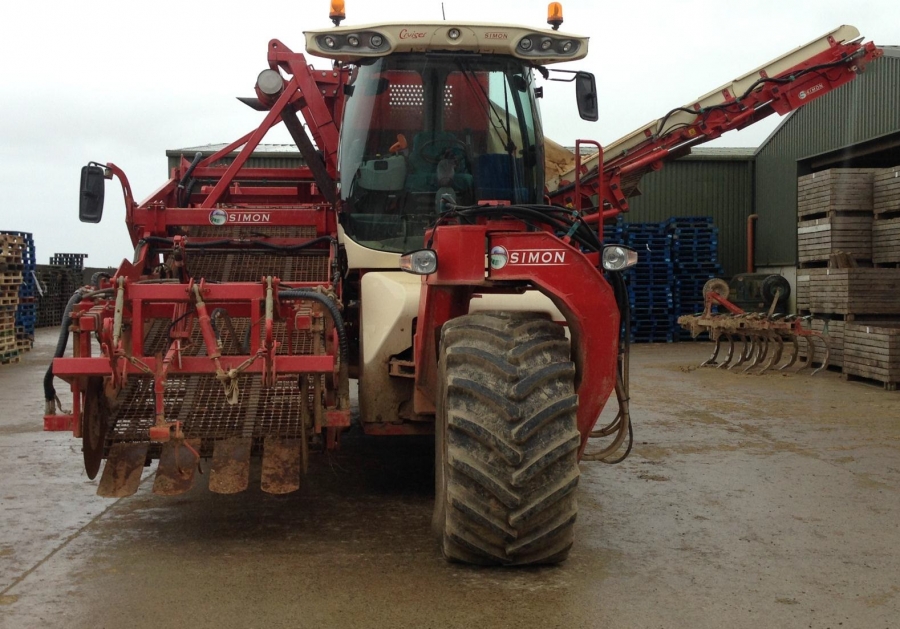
[1,0,897,266]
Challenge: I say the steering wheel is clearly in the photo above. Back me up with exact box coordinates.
[415,137,469,165]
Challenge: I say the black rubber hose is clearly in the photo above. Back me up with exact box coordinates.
[177,152,203,207]
[278,290,348,369]
[43,289,87,403]
[90,271,111,288]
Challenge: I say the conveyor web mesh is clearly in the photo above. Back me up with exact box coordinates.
[106,374,316,455]
[187,251,330,283]
[111,247,330,456]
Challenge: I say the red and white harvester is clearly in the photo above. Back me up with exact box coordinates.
[47,2,880,564]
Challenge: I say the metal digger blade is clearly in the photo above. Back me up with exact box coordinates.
[153,439,200,496]
[97,443,149,498]
[261,437,302,494]
[209,437,252,494]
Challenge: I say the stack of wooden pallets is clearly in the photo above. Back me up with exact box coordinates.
[796,166,900,389]
[0,234,24,365]
[873,166,900,265]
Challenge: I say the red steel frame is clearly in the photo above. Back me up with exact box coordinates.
[49,41,350,438]
[550,37,883,218]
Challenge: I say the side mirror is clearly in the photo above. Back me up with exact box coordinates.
[575,71,598,122]
[79,164,106,223]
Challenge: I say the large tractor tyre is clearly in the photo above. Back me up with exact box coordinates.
[433,311,581,566]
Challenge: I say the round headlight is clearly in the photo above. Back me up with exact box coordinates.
[370,34,384,47]
[601,245,638,272]
[256,69,284,96]
[561,40,574,53]
[448,28,461,40]
[540,38,553,51]
[324,36,337,49]
[519,37,533,51]
[347,34,360,47]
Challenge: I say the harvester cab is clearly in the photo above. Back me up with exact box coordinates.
[304,19,596,252]
[53,2,880,565]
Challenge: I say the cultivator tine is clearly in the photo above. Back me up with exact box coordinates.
[810,334,831,376]
[780,335,800,371]
[97,443,149,498]
[153,439,200,496]
[261,437,302,494]
[730,334,751,370]
[742,334,766,373]
[700,333,723,367]
[760,333,784,374]
[800,335,816,372]
[717,334,736,369]
[209,437,252,494]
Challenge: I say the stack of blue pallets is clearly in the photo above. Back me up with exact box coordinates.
[600,217,723,343]
[624,223,674,343]
[667,217,724,341]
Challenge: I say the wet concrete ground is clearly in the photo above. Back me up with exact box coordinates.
[1,329,899,628]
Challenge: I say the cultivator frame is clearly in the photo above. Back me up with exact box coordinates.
[678,279,831,375]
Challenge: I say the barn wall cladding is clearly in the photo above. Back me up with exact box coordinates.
[624,149,755,278]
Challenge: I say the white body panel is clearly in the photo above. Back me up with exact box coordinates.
[358,270,564,424]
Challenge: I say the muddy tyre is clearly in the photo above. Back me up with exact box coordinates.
[433,311,580,565]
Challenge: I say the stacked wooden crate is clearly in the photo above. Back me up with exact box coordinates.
[873,166,900,265]
[1,234,24,365]
[797,169,876,265]
[843,323,900,391]
[796,166,900,387]
[795,169,878,369]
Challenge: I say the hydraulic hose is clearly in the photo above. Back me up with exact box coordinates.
[90,271,111,288]
[43,288,115,411]
[278,290,348,370]
[43,289,86,410]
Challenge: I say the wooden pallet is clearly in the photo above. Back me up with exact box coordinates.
[798,169,878,219]
[842,322,900,390]
[806,268,900,316]
[874,166,900,216]
[798,213,872,264]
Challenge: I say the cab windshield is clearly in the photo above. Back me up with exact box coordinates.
[339,54,544,253]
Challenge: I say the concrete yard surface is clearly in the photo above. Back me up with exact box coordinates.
[1,329,898,628]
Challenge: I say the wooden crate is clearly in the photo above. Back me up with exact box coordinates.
[874,166,900,216]
[798,169,878,219]
[807,268,900,316]
[796,268,829,312]
[799,318,844,367]
[843,322,900,390]
[873,216,900,265]
[797,213,872,264]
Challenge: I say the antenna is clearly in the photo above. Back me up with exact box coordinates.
[442,2,446,19]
